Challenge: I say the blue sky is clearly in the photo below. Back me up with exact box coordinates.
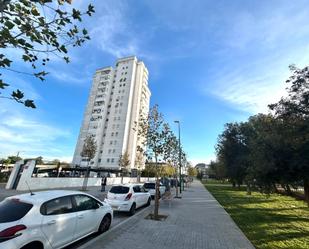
[1,0,309,165]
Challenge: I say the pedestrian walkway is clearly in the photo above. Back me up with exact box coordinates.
[79,180,255,249]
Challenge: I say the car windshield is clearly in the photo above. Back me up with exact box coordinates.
[143,183,155,189]
[110,186,130,194]
[0,199,33,223]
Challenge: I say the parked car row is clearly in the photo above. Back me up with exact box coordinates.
[0,181,166,249]
[0,190,112,249]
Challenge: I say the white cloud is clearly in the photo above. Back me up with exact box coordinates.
[0,104,72,160]
[203,3,309,114]
[87,0,139,58]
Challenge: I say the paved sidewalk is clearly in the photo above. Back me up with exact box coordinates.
[79,180,255,249]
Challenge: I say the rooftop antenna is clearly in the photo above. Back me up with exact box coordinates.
[25,181,34,196]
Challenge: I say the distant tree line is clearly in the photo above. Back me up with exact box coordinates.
[212,65,309,205]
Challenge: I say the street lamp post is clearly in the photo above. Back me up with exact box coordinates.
[174,120,182,194]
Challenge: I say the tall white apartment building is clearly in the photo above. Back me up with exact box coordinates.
[72,56,151,171]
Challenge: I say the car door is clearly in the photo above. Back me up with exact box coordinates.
[140,186,149,204]
[40,196,76,248]
[72,194,102,239]
[132,186,142,207]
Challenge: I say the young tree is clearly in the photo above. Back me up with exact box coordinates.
[119,151,130,183]
[0,0,94,107]
[80,135,97,190]
[7,155,22,164]
[138,105,171,219]
[187,166,197,177]
[35,156,44,165]
[135,151,144,181]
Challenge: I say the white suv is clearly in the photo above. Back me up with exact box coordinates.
[0,190,113,249]
[105,184,151,215]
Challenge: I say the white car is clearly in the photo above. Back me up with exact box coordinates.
[143,182,166,198]
[0,190,113,249]
[105,184,151,215]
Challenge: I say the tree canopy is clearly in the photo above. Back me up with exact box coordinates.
[0,0,94,108]
[215,65,309,204]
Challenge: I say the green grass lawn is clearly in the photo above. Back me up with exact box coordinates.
[204,183,309,249]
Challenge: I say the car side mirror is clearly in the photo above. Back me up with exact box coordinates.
[95,203,101,209]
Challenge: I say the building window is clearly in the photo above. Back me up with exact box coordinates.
[107,159,110,163]
[115,132,118,136]
[111,158,114,163]
[98,159,101,162]
[112,149,116,153]
[110,141,113,145]
[111,132,114,136]
[108,149,111,154]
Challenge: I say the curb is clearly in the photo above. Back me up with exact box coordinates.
[78,204,153,249]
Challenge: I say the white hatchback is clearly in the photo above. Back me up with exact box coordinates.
[0,190,113,249]
[143,182,166,198]
[105,184,151,215]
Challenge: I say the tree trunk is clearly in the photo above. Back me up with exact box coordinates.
[175,177,179,197]
[82,166,90,191]
[304,178,309,206]
[153,155,160,220]
[273,183,279,193]
[246,182,251,195]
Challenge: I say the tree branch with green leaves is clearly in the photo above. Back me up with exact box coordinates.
[0,0,94,108]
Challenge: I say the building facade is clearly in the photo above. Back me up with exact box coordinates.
[72,56,151,171]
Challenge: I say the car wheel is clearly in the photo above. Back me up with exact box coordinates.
[98,215,111,234]
[129,203,136,216]
[21,242,44,249]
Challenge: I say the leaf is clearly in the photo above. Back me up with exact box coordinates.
[0,80,9,89]
[24,99,36,108]
[72,9,82,21]
[12,90,24,100]
[22,54,31,62]
[4,20,14,30]
[0,58,12,67]
[59,45,68,53]
[82,28,88,35]
[31,7,40,16]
